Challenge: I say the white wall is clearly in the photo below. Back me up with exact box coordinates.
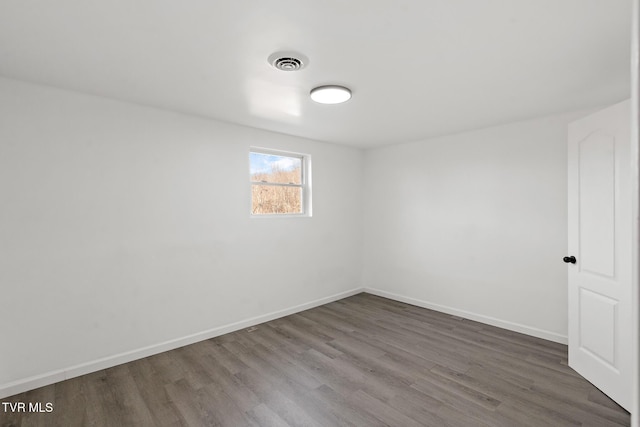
[362,111,590,343]
[0,77,363,395]
[0,74,601,397]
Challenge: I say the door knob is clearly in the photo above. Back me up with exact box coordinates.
[563,256,576,264]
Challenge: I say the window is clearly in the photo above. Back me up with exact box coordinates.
[249,148,311,216]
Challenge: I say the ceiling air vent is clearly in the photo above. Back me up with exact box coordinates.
[268,52,308,71]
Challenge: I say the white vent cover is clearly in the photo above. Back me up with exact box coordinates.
[268,52,308,71]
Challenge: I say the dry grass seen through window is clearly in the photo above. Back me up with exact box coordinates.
[251,168,302,214]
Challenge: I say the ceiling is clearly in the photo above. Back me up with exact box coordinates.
[0,1,631,148]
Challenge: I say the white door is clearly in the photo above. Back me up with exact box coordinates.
[568,99,632,411]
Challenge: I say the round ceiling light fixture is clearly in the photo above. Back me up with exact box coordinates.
[310,85,352,104]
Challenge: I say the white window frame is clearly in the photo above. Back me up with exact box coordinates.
[249,147,312,218]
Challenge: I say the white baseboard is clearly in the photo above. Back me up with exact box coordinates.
[0,287,365,399]
[363,287,568,345]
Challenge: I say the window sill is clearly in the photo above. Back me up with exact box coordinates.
[250,213,312,219]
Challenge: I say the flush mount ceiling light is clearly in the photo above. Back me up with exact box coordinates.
[310,85,352,104]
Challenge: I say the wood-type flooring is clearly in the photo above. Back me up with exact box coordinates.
[0,293,631,426]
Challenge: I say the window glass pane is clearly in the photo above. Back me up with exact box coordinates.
[250,152,302,184]
[252,185,302,215]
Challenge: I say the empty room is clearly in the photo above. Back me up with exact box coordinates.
[1,1,638,426]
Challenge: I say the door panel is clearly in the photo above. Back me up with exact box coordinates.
[578,132,615,277]
[579,288,617,367]
[568,100,631,411]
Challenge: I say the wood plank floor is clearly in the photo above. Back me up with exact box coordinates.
[1,293,630,426]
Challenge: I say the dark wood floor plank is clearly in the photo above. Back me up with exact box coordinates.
[437,363,611,426]
[528,385,629,426]
[186,353,261,414]
[169,347,216,390]
[386,387,448,426]
[198,340,251,375]
[233,368,323,427]
[240,324,307,356]
[270,321,343,359]
[310,384,386,427]
[435,404,497,427]
[163,379,212,427]
[345,389,424,427]
[105,364,157,426]
[196,382,257,427]
[85,369,130,427]
[128,358,189,427]
[1,293,630,426]
[245,403,291,427]
[247,343,324,390]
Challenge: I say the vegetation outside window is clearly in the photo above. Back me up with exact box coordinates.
[249,148,311,216]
